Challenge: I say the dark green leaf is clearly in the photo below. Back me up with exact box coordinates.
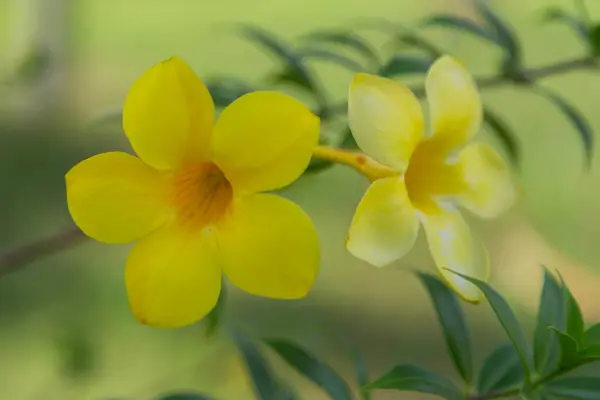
[546,376,600,399]
[299,30,379,66]
[534,86,594,169]
[543,8,590,41]
[585,323,600,344]
[520,385,546,400]
[577,344,600,363]
[205,77,254,108]
[233,333,296,400]
[557,273,586,347]
[477,344,523,393]
[157,394,213,400]
[550,328,579,367]
[449,272,534,381]
[297,47,365,72]
[475,0,523,72]
[418,273,472,383]
[205,282,226,337]
[533,269,564,375]
[265,339,352,400]
[482,107,520,166]
[353,351,371,400]
[378,55,432,78]
[420,15,498,43]
[589,24,600,55]
[364,364,462,400]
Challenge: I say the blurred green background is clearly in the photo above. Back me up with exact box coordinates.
[2,0,600,399]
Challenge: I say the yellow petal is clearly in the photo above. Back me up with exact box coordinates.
[457,143,516,218]
[346,177,420,267]
[125,225,222,328]
[65,152,170,244]
[348,73,424,171]
[217,194,319,298]
[426,56,482,151]
[211,91,319,194]
[421,209,489,303]
[123,56,215,171]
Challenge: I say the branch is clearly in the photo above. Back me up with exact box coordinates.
[0,55,597,278]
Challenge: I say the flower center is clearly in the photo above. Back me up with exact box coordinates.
[404,139,465,213]
[171,163,233,228]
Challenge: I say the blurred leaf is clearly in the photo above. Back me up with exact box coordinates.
[378,55,432,78]
[205,282,226,337]
[157,394,213,400]
[589,24,600,55]
[297,47,365,72]
[450,272,534,382]
[533,269,564,375]
[585,323,600,344]
[477,344,523,393]
[299,30,379,66]
[205,77,254,108]
[233,333,296,400]
[534,86,594,169]
[265,339,352,400]
[557,273,586,347]
[519,385,545,400]
[420,15,498,43]
[55,328,95,381]
[550,328,580,367]
[11,46,52,85]
[482,107,520,166]
[364,364,462,400]
[475,0,523,72]
[418,273,472,383]
[352,351,371,400]
[545,376,600,399]
[543,7,590,41]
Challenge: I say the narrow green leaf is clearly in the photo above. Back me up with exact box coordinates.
[418,273,472,383]
[378,55,432,78]
[589,24,600,55]
[233,333,296,400]
[297,47,365,72]
[364,364,462,400]
[546,376,600,399]
[475,0,523,71]
[157,394,213,400]
[534,86,594,168]
[482,107,520,166]
[543,7,590,41]
[550,328,579,367]
[265,339,352,400]
[449,271,534,381]
[205,282,226,337]
[299,30,379,66]
[557,273,586,347]
[205,77,254,108]
[420,15,498,43]
[533,269,564,375]
[352,351,371,400]
[520,385,545,400]
[585,323,600,344]
[477,344,523,393]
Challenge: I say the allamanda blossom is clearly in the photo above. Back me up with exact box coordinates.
[346,55,516,302]
[66,57,321,328]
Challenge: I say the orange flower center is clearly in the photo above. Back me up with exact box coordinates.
[171,163,233,228]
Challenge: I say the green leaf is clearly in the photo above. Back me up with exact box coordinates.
[477,344,523,393]
[543,7,590,41]
[352,351,371,400]
[585,323,600,344]
[299,30,379,66]
[420,15,498,44]
[533,269,564,375]
[550,328,580,367]
[482,107,520,166]
[205,282,226,337]
[534,86,594,169]
[378,55,432,78]
[475,0,523,72]
[297,47,365,72]
[545,376,600,399]
[157,394,213,400]
[418,273,472,383]
[557,273,586,347]
[265,339,352,400]
[364,364,462,400]
[449,271,534,382]
[205,77,254,108]
[233,333,296,400]
[11,45,52,85]
[520,385,545,400]
[589,24,600,55]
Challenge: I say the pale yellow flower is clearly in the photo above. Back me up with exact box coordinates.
[346,55,516,302]
[66,57,320,327]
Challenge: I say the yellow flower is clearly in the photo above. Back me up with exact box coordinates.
[65,57,321,328]
[345,55,516,302]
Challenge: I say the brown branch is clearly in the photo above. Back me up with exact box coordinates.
[0,55,597,279]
